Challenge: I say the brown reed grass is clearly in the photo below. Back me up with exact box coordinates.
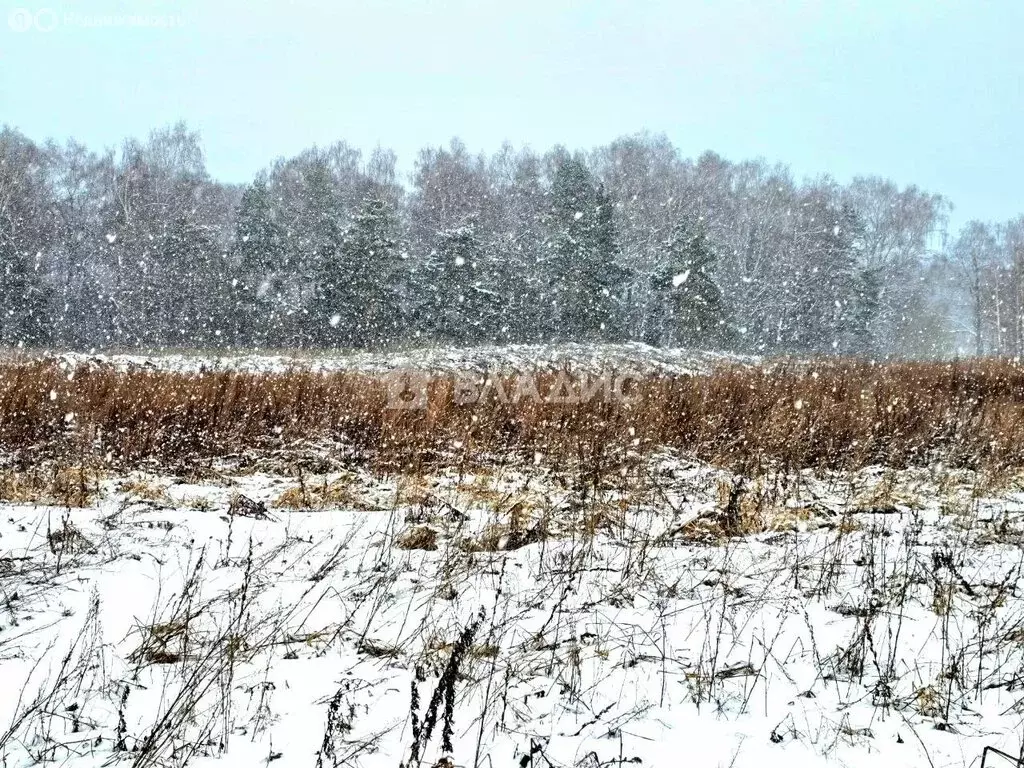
[1,358,1023,471]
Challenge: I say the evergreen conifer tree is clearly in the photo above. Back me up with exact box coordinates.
[231,178,286,345]
[320,197,405,348]
[651,221,727,347]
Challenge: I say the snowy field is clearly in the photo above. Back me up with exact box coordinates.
[37,342,757,376]
[3,453,1024,768]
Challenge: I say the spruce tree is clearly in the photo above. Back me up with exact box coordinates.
[297,158,343,347]
[846,266,882,355]
[489,150,547,343]
[834,204,870,355]
[547,155,622,340]
[418,222,500,343]
[794,200,863,355]
[162,215,225,347]
[231,178,286,346]
[590,183,628,340]
[320,197,405,349]
[651,221,727,347]
[0,242,49,347]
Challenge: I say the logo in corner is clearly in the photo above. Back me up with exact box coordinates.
[8,8,34,32]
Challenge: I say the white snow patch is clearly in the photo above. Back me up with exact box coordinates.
[672,270,691,287]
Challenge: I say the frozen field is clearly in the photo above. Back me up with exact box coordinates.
[3,453,1024,768]
[40,342,757,376]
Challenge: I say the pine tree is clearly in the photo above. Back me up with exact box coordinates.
[589,183,629,339]
[319,197,405,349]
[846,266,882,355]
[0,242,49,347]
[418,222,499,343]
[162,215,226,347]
[547,156,622,340]
[650,221,727,347]
[231,179,286,346]
[296,158,343,347]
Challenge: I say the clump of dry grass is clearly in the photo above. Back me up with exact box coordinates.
[47,515,94,554]
[272,474,368,510]
[914,685,945,718]
[457,474,509,505]
[458,504,551,552]
[1,358,1024,473]
[131,620,190,665]
[397,525,439,551]
[183,495,214,512]
[117,477,169,502]
[0,465,101,507]
[400,484,433,507]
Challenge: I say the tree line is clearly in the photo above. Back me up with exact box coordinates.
[0,122,1014,357]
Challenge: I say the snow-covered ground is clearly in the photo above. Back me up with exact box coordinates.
[3,454,1024,768]
[37,342,757,376]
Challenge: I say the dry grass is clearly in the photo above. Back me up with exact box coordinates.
[182,495,214,512]
[47,515,94,553]
[117,478,169,502]
[0,465,101,507]
[396,525,439,551]
[1,358,1024,472]
[272,474,367,510]
[458,505,552,552]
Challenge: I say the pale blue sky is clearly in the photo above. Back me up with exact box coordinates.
[2,0,1021,230]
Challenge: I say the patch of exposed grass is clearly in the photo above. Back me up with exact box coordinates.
[396,525,439,551]
[272,474,369,510]
[117,477,170,503]
[0,465,101,507]
[183,495,214,512]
